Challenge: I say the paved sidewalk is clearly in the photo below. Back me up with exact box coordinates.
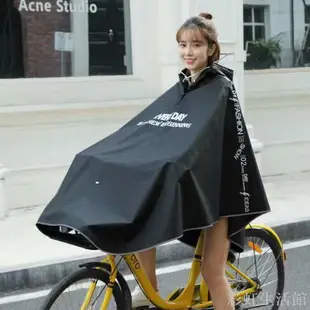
[0,170,310,294]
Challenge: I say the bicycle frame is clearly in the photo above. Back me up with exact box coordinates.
[81,229,262,310]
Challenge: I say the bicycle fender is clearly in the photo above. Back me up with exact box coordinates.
[245,224,287,261]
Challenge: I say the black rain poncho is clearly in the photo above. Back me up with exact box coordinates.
[36,64,270,254]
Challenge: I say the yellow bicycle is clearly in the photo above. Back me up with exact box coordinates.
[41,224,286,309]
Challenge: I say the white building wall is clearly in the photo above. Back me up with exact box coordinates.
[245,68,310,176]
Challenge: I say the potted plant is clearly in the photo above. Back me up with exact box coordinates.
[245,36,282,69]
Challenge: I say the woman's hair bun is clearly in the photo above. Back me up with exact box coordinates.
[199,12,213,20]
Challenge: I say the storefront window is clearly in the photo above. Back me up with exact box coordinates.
[0,0,132,78]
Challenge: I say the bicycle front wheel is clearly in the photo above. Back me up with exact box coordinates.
[40,267,126,310]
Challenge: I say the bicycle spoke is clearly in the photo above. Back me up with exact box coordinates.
[244,247,272,275]
[261,279,277,288]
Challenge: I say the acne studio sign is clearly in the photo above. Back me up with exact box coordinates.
[18,0,98,13]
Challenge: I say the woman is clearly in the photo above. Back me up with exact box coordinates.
[131,12,255,310]
[36,10,270,310]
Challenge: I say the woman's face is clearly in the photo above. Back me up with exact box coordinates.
[178,29,210,74]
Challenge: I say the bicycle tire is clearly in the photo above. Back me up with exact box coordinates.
[40,267,126,310]
[243,227,285,310]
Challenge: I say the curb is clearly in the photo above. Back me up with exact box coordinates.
[1,219,310,295]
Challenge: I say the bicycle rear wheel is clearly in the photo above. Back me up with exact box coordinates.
[40,267,129,310]
[229,227,285,310]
